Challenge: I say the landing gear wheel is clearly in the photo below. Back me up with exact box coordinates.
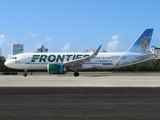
[74,72,79,77]
[23,72,27,77]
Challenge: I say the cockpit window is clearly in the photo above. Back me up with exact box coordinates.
[11,57,17,59]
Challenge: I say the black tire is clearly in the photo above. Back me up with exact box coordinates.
[23,72,27,77]
[74,72,79,77]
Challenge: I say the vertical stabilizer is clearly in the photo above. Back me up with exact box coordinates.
[127,29,153,53]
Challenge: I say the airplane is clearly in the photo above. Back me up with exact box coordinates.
[5,28,156,77]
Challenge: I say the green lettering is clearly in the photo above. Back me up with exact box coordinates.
[72,55,76,60]
[31,55,40,62]
[56,55,65,62]
[84,54,90,58]
[39,55,47,62]
[48,55,56,62]
[66,55,73,61]
[76,55,83,59]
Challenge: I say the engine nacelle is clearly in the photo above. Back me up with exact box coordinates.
[47,64,65,74]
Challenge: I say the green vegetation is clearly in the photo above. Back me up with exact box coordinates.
[111,59,160,71]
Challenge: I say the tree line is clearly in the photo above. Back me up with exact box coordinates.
[110,59,160,71]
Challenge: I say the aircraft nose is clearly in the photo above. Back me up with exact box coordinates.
[4,60,10,67]
[4,60,14,68]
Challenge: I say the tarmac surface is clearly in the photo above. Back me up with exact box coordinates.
[1,87,160,120]
[1,72,160,119]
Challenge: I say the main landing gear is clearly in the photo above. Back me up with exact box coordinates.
[23,69,27,77]
[23,72,27,77]
[74,72,79,77]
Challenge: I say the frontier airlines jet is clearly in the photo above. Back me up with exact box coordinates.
[5,29,156,77]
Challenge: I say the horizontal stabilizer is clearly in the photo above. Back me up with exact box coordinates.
[136,54,156,59]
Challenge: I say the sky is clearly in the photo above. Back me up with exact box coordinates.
[0,0,160,58]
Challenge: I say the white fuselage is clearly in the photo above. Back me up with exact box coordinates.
[5,52,156,71]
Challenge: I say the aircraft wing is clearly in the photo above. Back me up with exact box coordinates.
[64,45,102,68]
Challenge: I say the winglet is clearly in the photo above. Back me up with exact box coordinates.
[93,45,102,56]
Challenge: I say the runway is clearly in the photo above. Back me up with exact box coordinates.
[1,72,160,119]
[0,87,160,120]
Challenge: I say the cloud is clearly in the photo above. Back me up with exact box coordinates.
[45,37,54,42]
[107,35,120,51]
[28,33,38,37]
[62,43,70,51]
[0,34,6,46]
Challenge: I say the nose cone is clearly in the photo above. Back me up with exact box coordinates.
[4,60,8,67]
[4,60,14,68]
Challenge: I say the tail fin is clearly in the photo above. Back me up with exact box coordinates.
[126,29,154,53]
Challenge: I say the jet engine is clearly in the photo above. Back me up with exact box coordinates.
[47,64,66,74]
